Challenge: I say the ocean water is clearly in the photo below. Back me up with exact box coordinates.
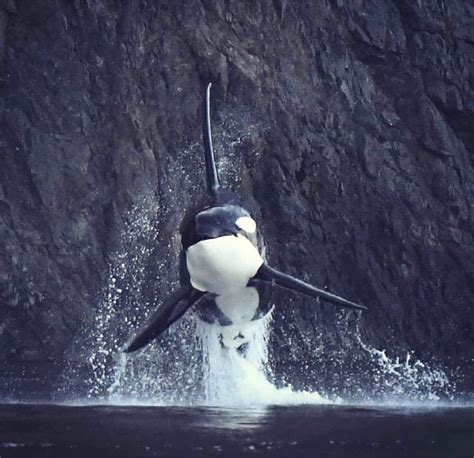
[0,403,472,457]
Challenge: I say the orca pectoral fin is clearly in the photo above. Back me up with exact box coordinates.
[124,286,201,353]
[252,264,367,311]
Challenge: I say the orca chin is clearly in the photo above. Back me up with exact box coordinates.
[123,83,367,354]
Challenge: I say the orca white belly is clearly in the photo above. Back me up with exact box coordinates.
[186,235,263,294]
[215,287,260,324]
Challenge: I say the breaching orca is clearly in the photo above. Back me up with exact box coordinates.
[124,83,366,353]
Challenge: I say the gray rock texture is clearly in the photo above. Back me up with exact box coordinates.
[0,0,473,397]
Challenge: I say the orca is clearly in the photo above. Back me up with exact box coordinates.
[124,83,366,353]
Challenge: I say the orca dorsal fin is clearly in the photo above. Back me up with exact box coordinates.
[203,83,221,199]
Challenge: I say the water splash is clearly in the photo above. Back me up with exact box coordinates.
[85,196,163,399]
[77,195,202,403]
[197,315,328,406]
[93,310,329,406]
[355,336,454,403]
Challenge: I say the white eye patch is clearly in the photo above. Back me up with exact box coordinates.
[235,216,257,233]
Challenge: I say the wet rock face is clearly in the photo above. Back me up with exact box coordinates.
[0,0,473,391]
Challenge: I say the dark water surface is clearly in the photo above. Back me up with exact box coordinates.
[0,403,472,457]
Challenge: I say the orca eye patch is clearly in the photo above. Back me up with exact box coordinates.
[235,216,257,233]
